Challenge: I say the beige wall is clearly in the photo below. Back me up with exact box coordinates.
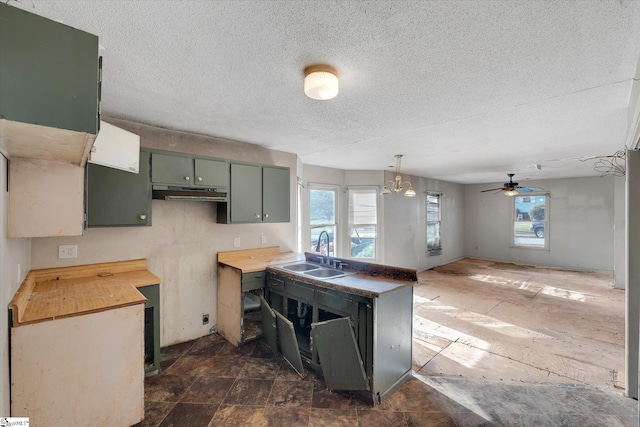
[30,118,298,346]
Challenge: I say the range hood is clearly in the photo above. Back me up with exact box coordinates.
[152,186,227,202]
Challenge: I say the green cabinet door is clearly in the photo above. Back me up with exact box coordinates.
[311,317,369,391]
[230,163,262,223]
[0,3,99,134]
[151,153,194,185]
[262,166,290,223]
[194,158,228,188]
[86,151,151,227]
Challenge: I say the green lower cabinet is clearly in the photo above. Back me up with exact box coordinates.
[264,272,412,406]
[86,151,151,227]
[137,284,161,375]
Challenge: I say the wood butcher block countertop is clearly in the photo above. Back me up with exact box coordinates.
[8,259,159,327]
[218,246,302,273]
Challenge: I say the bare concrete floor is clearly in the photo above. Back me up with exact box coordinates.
[412,258,636,425]
[413,258,625,387]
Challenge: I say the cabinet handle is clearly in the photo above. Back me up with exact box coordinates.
[184,176,190,181]
[255,213,261,219]
[139,214,147,220]
[264,214,269,218]
[197,176,203,182]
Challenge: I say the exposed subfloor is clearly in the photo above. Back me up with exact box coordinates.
[140,258,637,426]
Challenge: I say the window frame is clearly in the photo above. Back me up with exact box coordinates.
[346,186,380,261]
[510,193,550,251]
[426,192,443,256]
[308,183,340,257]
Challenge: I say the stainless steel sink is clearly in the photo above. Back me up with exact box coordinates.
[281,263,321,272]
[303,268,345,278]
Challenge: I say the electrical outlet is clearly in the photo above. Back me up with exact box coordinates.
[17,262,21,285]
[261,235,267,244]
[58,245,78,259]
[202,314,209,325]
[233,237,240,248]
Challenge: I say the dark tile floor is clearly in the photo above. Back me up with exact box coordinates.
[138,333,638,427]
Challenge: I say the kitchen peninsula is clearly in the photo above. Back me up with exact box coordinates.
[8,259,160,427]
[217,247,416,406]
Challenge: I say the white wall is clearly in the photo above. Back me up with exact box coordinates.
[383,172,466,271]
[0,155,32,416]
[464,176,616,273]
[29,118,297,347]
[613,176,626,289]
[301,166,466,271]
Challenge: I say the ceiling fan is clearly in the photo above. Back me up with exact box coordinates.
[480,173,544,196]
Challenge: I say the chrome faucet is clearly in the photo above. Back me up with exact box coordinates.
[315,230,332,259]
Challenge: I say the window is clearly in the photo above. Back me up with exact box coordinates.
[348,188,378,259]
[426,193,442,255]
[309,186,338,256]
[513,194,548,249]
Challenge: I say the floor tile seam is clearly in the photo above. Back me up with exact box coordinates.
[172,374,201,405]
[153,401,177,427]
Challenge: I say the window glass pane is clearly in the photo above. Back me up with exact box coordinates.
[310,186,338,256]
[348,188,377,259]
[427,195,440,221]
[349,190,377,225]
[311,225,336,255]
[310,189,335,225]
[350,226,376,258]
[426,193,442,254]
[513,195,547,248]
[427,223,440,250]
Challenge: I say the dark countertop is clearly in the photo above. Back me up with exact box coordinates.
[267,253,417,298]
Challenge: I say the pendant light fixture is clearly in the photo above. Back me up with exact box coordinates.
[380,155,416,197]
[304,65,339,100]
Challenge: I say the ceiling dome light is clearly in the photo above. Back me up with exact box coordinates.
[304,65,338,100]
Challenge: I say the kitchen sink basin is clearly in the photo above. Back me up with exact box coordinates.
[303,268,345,278]
[282,263,321,272]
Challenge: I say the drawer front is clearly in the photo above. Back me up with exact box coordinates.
[266,276,284,293]
[242,271,265,292]
[316,289,357,317]
[286,280,315,303]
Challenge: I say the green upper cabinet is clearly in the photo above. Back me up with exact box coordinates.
[219,163,290,224]
[151,153,194,185]
[86,151,151,227]
[263,166,291,223]
[229,163,262,223]
[195,158,229,187]
[151,152,228,188]
[0,3,99,135]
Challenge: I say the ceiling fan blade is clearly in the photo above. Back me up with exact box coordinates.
[480,187,506,193]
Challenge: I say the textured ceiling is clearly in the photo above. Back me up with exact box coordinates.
[12,0,640,184]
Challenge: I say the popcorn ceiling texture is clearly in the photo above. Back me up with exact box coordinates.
[11,0,640,184]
